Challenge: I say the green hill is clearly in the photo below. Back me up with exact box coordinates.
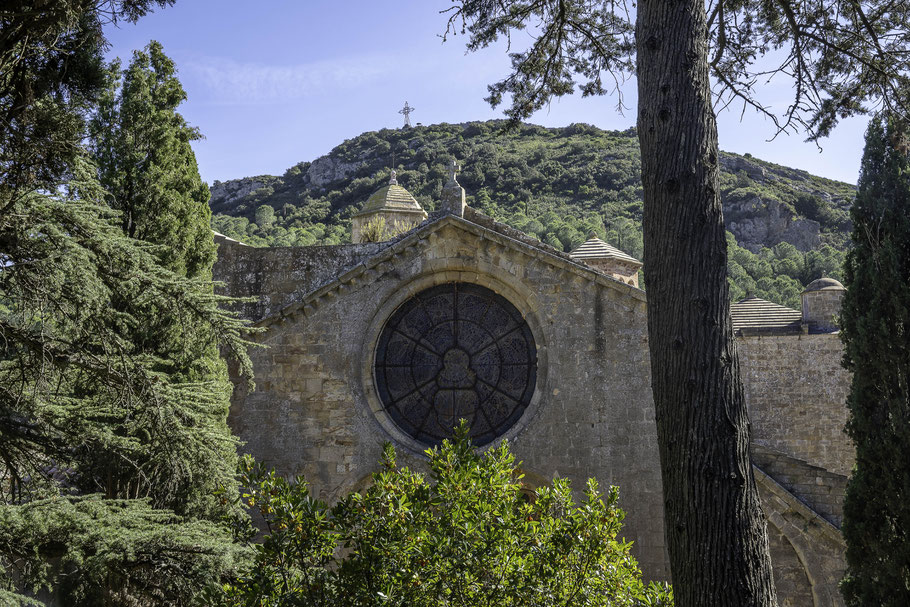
[210,120,855,308]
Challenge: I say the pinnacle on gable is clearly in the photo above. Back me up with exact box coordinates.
[440,158,466,217]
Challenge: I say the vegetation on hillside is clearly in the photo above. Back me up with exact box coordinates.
[210,121,853,308]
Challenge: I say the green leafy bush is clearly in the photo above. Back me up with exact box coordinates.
[212,425,673,607]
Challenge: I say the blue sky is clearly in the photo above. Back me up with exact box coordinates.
[105,1,870,186]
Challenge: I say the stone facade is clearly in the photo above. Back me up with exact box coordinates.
[217,216,667,578]
[733,292,852,605]
[214,185,854,605]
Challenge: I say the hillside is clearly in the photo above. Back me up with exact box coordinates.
[210,120,855,308]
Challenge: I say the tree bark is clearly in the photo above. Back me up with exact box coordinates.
[636,1,777,605]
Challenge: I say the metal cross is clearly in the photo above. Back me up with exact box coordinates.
[399,101,414,128]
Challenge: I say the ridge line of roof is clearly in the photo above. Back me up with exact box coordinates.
[253,214,646,330]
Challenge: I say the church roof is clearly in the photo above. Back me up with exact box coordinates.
[254,212,645,330]
[731,297,802,334]
[353,172,425,217]
[569,234,642,267]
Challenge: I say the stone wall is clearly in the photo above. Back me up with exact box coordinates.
[756,470,847,607]
[225,217,669,580]
[802,290,844,332]
[738,334,853,477]
[752,444,847,527]
[216,218,854,604]
[739,332,851,606]
[213,234,382,320]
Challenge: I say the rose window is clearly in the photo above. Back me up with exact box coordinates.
[374,282,537,446]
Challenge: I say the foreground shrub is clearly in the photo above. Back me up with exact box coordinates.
[211,424,672,606]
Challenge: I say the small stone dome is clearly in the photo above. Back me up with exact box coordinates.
[355,172,424,217]
[351,170,427,243]
[803,277,845,293]
[801,276,845,333]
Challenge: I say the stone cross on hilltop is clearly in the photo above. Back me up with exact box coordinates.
[399,101,414,128]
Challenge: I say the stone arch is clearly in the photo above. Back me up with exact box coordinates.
[765,516,814,606]
[755,467,847,607]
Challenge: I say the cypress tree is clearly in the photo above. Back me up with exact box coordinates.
[91,40,214,282]
[840,114,910,605]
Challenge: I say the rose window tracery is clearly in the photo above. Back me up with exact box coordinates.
[374,282,537,446]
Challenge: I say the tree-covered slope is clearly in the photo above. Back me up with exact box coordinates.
[210,120,854,308]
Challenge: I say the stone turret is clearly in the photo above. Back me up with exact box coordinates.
[440,159,466,217]
[351,170,427,243]
[569,233,642,287]
[801,277,845,333]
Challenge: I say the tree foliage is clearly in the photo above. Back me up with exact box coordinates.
[90,40,215,281]
[840,114,910,606]
[0,495,249,606]
[211,121,852,308]
[441,0,910,138]
[0,156,254,604]
[0,3,256,603]
[212,425,673,607]
[0,1,174,209]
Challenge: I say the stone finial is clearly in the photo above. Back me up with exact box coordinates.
[447,159,460,185]
[389,169,398,185]
[441,159,466,217]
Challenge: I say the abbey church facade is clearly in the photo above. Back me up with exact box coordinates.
[214,169,853,606]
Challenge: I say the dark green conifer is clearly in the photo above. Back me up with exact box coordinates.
[840,114,910,605]
[1,6,254,603]
[91,41,214,281]
[86,41,242,520]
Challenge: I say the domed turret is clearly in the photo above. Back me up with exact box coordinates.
[801,277,845,333]
[351,170,427,243]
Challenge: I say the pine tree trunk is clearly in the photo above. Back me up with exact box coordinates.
[635,1,777,604]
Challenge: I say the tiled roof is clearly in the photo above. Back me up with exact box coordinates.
[569,235,641,266]
[731,297,802,334]
[354,184,425,216]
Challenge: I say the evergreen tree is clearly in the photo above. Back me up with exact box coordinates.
[840,114,910,606]
[91,40,214,282]
[83,42,243,521]
[1,4,255,603]
[0,153,254,605]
